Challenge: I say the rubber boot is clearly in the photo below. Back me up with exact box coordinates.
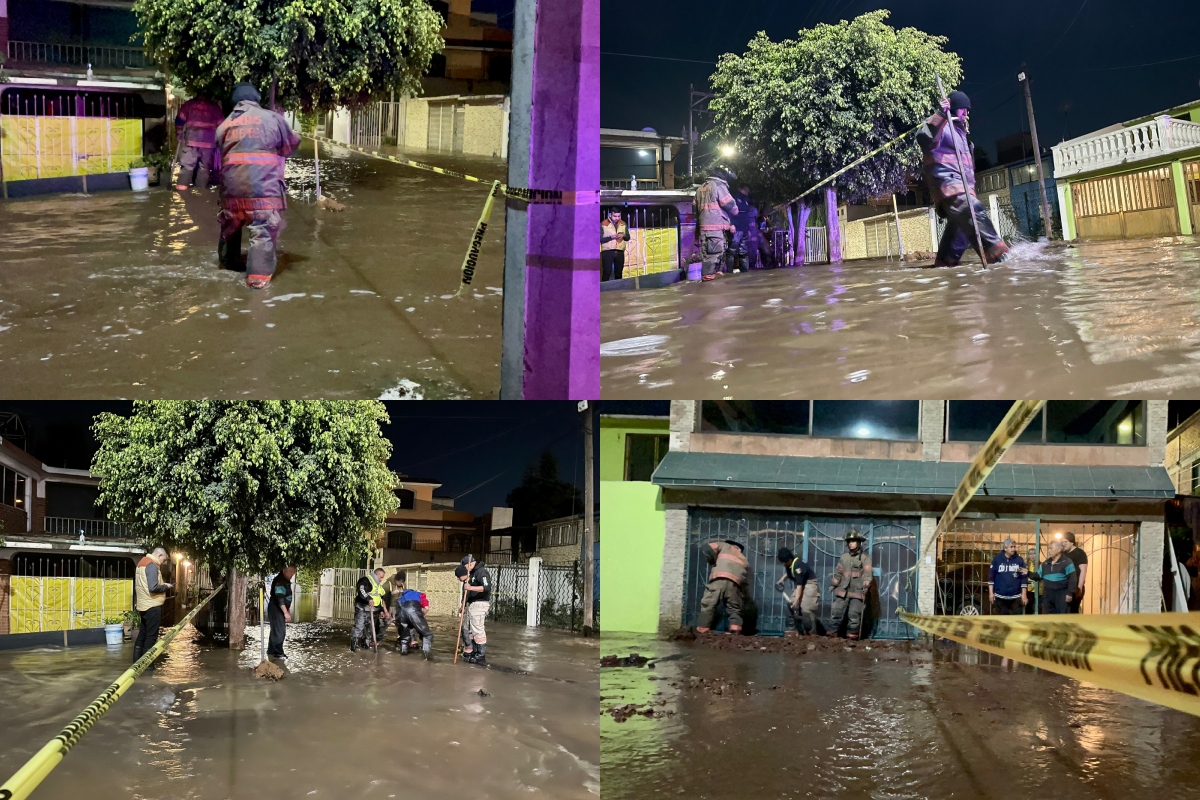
[422,636,432,660]
[473,642,486,665]
[350,639,357,652]
[400,638,409,655]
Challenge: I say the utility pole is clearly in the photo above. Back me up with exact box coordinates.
[1019,67,1055,240]
[580,400,595,635]
[688,83,694,179]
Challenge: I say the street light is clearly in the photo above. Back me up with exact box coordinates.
[720,145,736,157]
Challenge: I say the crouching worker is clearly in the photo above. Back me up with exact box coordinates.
[351,567,391,652]
[213,82,301,289]
[390,572,434,659]
[695,539,748,634]
[916,90,1010,266]
[776,547,820,635]
[456,556,492,664]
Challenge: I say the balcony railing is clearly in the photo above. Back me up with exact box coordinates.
[6,40,149,70]
[1052,115,1200,179]
[601,178,662,190]
[43,517,132,538]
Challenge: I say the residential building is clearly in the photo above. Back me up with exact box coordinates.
[376,478,485,566]
[0,0,167,198]
[601,400,1174,637]
[0,434,143,637]
[1051,97,1200,241]
[600,128,686,190]
[531,512,599,566]
[423,0,513,98]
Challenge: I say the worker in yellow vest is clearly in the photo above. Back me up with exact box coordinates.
[351,567,392,652]
[601,208,631,281]
[133,547,173,666]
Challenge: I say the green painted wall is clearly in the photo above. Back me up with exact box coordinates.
[599,416,669,482]
[599,481,665,633]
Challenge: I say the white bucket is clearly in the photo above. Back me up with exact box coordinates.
[104,623,124,646]
[129,167,149,191]
[686,261,703,281]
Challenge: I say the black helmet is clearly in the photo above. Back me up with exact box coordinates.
[711,165,737,183]
[724,539,746,553]
[948,91,971,112]
[845,530,866,543]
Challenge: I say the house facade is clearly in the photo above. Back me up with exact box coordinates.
[376,479,485,566]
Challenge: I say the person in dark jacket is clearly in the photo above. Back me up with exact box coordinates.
[457,556,492,664]
[776,547,820,635]
[390,571,434,659]
[987,538,1027,615]
[1028,540,1078,614]
[213,82,301,288]
[1062,532,1089,613]
[174,95,224,190]
[267,566,296,658]
[916,90,1010,267]
[728,186,759,272]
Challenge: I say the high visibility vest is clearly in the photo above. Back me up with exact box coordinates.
[367,573,387,608]
[602,219,628,252]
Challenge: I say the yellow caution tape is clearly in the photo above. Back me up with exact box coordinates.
[456,180,502,296]
[899,610,1200,718]
[308,135,596,205]
[0,585,225,800]
[923,400,1045,559]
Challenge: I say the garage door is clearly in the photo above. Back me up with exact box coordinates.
[1073,166,1179,239]
[684,509,919,639]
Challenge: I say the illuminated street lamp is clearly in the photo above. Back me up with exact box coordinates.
[720,144,736,158]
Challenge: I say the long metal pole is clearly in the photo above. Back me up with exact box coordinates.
[1020,68,1055,240]
[688,84,694,179]
[581,401,595,634]
[935,72,988,266]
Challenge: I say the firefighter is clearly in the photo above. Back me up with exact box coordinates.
[828,530,872,640]
[601,208,631,281]
[695,539,748,634]
[916,90,1011,267]
[694,166,739,281]
[213,82,301,289]
[174,94,224,190]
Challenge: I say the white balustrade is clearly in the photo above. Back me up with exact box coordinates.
[1053,115,1200,178]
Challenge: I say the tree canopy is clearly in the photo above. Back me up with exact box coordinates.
[708,10,962,203]
[91,401,400,575]
[506,451,581,527]
[133,0,445,111]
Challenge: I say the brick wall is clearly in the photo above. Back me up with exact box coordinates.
[0,503,26,534]
[658,504,688,635]
[1147,400,1168,467]
[1138,520,1165,613]
[462,102,505,158]
[380,562,464,619]
[920,401,944,462]
[918,516,937,615]
[405,98,430,149]
[669,400,697,453]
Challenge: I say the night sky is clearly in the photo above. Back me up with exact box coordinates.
[601,0,1200,165]
[0,402,594,517]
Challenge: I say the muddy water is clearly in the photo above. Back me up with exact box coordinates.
[0,140,506,399]
[0,621,598,799]
[601,632,1200,799]
[600,238,1200,398]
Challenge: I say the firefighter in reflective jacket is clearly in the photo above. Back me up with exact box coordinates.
[213,82,301,289]
[174,95,224,191]
[694,166,739,281]
[696,539,748,633]
[829,530,872,640]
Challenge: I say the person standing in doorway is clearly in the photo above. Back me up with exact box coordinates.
[133,547,173,667]
[267,566,296,659]
[776,547,820,635]
[1061,532,1088,613]
[988,538,1028,614]
[695,540,748,634]
[457,556,492,664]
[1029,540,1077,614]
[601,209,631,281]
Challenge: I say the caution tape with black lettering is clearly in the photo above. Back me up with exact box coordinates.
[899,610,1200,718]
[0,585,225,800]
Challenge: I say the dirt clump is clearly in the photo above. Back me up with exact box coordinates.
[606,701,675,723]
[253,661,285,680]
[689,630,926,656]
[601,653,650,668]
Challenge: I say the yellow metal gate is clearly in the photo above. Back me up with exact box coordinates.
[0,116,142,182]
[1072,166,1179,239]
[8,576,132,633]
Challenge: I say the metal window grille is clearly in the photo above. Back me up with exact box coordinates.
[0,88,143,118]
[14,553,134,579]
[6,41,148,70]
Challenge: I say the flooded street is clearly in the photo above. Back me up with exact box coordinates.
[0,620,598,799]
[0,141,506,399]
[601,632,1200,799]
[600,237,1200,398]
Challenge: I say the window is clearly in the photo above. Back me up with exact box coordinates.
[447,534,472,553]
[538,520,580,549]
[1191,462,1200,494]
[625,434,668,481]
[394,488,415,510]
[2,466,29,509]
[1010,164,1040,186]
[946,401,1144,445]
[979,170,1007,193]
[701,401,811,435]
[387,530,414,549]
[811,401,919,440]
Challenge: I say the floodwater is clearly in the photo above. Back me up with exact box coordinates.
[0,140,506,399]
[600,237,1200,398]
[601,631,1200,799]
[0,620,598,799]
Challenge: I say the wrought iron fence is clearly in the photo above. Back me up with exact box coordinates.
[44,517,131,538]
[7,41,148,70]
[349,101,408,149]
[537,562,582,632]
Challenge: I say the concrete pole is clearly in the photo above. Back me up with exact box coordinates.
[504,0,599,399]
[891,194,904,258]
[1019,68,1055,240]
[825,186,842,263]
[526,557,542,627]
[688,84,694,179]
[582,401,595,634]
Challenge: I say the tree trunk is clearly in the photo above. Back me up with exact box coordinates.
[228,566,248,650]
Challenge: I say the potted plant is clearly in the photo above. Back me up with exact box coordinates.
[103,615,126,646]
[128,158,151,191]
[122,609,140,641]
[144,151,174,187]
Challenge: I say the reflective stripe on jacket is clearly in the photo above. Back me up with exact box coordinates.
[177,98,225,149]
[830,550,872,600]
[695,177,738,231]
[601,219,628,251]
[214,100,301,211]
[916,111,975,202]
[708,542,748,586]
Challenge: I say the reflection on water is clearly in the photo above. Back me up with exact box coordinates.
[0,620,598,799]
[601,631,1200,798]
[601,237,1200,397]
[0,141,506,399]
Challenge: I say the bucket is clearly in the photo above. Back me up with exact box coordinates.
[104,623,124,646]
[686,261,703,281]
[129,167,149,191]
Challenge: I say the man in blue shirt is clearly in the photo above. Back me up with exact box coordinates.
[988,538,1028,615]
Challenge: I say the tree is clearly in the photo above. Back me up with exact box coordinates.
[92,400,399,647]
[133,0,445,110]
[708,10,962,204]
[505,451,581,528]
